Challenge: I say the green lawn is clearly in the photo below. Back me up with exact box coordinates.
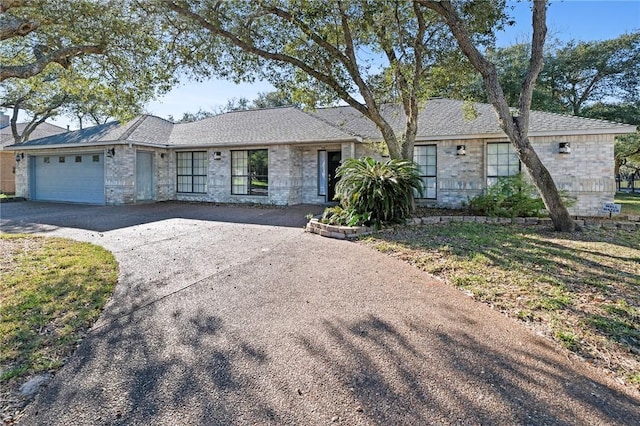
[616,192,640,216]
[0,235,118,384]
[362,223,640,388]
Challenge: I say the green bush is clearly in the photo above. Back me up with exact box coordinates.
[323,157,423,227]
[466,173,545,218]
[321,205,372,227]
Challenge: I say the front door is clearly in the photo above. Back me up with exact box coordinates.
[327,151,341,202]
[136,151,154,201]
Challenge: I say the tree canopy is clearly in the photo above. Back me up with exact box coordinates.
[1,0,176,138]
[159,0,505,159]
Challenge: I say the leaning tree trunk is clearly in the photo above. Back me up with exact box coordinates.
[421,0,576,232]
[510,132,576,231]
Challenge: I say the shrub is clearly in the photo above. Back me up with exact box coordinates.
[321,205,371,227]
[324,157,423,227]
[466,173,545,217]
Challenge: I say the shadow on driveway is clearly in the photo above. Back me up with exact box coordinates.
[0,201,325,233]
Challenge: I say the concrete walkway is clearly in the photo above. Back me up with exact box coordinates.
[1,201,638,425]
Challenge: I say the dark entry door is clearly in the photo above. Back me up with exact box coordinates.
[327,151,342,202]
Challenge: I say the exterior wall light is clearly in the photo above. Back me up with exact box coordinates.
[15,153,24,162]
[456,145,466,156]
[160,152,166,159]
[213,151,222,160]
[559,142,571,154]
[107,147,115,157]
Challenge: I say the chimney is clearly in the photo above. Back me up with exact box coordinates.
[0,112,9,129]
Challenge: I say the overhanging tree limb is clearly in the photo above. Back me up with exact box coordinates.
[0,44,103,81]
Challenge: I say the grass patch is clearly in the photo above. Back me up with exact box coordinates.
[0,234,118,385]
[361,223,640,388]
[616,192,640,216]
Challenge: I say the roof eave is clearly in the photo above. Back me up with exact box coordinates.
[3,140,168,151]
[170,137,361,149]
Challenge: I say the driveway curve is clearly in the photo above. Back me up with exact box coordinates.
[1,201,638,425]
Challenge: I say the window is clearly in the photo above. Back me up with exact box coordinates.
[92,155,100,162]
[413,145,437,199]
[75,156,82,163]
[317,150,327,196]
[487,142,520,186]
[177,151,207,193]
[59,156,65,163]
[231,149,268,196]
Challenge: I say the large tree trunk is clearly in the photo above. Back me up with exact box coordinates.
[507,129,576,231]
[421,0,575,231]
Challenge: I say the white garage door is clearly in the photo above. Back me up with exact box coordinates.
[32,153,105,204]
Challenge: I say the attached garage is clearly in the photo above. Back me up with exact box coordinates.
[31,153,105,204]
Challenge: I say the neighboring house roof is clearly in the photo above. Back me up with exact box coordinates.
[310,99,637,141]
[0,122,67,147]
[6,99,637,150]
[168,107,356,146]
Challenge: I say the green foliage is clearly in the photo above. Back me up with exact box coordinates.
[161,0,507,159]
[467,173,545,218]
[321,205,372,227]
[1,0,176,129]
[328,157,423,227]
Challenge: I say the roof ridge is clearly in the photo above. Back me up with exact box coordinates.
[299,107,361,139]
[530,108,633,127]
[118,115,148,140]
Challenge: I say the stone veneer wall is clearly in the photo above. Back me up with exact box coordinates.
[105,145,135,205]
[13,151,27,198]
[174,145,305,206]
[528,134,615,217]
[154,149,173,201]
[10,132,618,215]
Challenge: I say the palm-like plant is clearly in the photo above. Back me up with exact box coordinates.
[334,157,423,225]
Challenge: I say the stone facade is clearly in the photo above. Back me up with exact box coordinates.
[11,133,619,216]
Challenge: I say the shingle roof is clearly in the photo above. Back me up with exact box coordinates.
[310,99,636,140]
[7,99,636,150]
[12,121,123,147]
[168,107,355,146]
[8,116,176,148]
[0,122,67,147]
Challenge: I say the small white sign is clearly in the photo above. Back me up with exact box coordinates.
[602,202,621,214]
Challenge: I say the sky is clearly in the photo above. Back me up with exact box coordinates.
[41,1,640,129]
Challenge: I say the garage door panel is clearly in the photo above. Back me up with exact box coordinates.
[33,154,105,204]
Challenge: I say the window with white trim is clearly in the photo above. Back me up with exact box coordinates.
[231,149,268,196]
[177,151,208,193]
[487,142,520,186]
[413,145,437,199]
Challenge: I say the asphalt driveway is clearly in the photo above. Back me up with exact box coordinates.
[1,201,639,425]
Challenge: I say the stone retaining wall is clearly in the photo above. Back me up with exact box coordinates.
[307,215,640,240]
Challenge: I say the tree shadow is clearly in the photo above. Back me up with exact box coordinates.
[0,201,324,233]
[296,313,640,425]
[19,306,280,425]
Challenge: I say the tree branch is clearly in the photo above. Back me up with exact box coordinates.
[0,12,38,40]
[517,0,547,133]
[0,44,104,81]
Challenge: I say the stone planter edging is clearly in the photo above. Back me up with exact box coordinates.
[305,218,372,240]
[307,215,639,240]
